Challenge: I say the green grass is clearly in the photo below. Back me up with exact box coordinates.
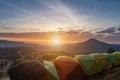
[0,72,8,78]
[102,67,120,80]
[89,66,120,80]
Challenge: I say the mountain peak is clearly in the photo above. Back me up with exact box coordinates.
[82,38,109,45]
[86,38,99,42]
[75,38,109,46]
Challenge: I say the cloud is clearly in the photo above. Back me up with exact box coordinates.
[29,29,41,31]
[0,0,80,32]
[0,26,14,29]
[0,29,120,44]
[96,33,120,44]
[118,27,120,31]
[93,27,120,44]
[96,27,116,34]
[0,30,93,43]
[0,1,39,17]
[40,0,79,23]
[0,0,118,33]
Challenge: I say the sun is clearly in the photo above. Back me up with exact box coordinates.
[53,38,60,45]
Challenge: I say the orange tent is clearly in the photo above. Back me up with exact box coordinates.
[54,56,86,80]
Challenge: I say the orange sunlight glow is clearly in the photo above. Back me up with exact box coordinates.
[53,38,60,45]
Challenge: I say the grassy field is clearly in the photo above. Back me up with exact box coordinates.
[89,66,120,80]
[0,71,9,80]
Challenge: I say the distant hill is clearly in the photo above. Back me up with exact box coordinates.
[0,39,120,60]
[0,39,120,54]
[71,38,120,54]
[79,38,109,46]
[0,40,28,47]
[74,38,110,48]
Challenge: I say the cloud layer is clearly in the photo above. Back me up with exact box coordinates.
[0,0,120,43]
[0,27,120,44]
[0,0,120,33]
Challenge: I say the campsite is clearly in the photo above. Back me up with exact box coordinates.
[1,0,120,80]
[0,39,120,80]
[0,41,120,80]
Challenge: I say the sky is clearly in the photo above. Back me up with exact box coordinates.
[0,0,120,44]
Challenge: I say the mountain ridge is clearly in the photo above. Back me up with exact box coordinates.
[0,40,28,47]
[0,39,120,53]
[75,38,109,45]
[70,38,119,53]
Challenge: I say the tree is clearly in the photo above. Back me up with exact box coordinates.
[107,47,115,53]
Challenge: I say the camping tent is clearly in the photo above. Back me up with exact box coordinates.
[54,56,86,80]
[43,60,59,80]
[113,52,120,65]
[90,53,112,70]
[103,53,117,66]
[7,60,46,80]
[75,55,102,75]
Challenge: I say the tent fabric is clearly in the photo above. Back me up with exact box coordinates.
[7,61,46,80]
[75,55,102,75]
[90,53,112,69]
[54,56,86,80]
[103,53,117,65]
[6,58,29,71]
[113,52,120,65]
[43,60,59,80]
